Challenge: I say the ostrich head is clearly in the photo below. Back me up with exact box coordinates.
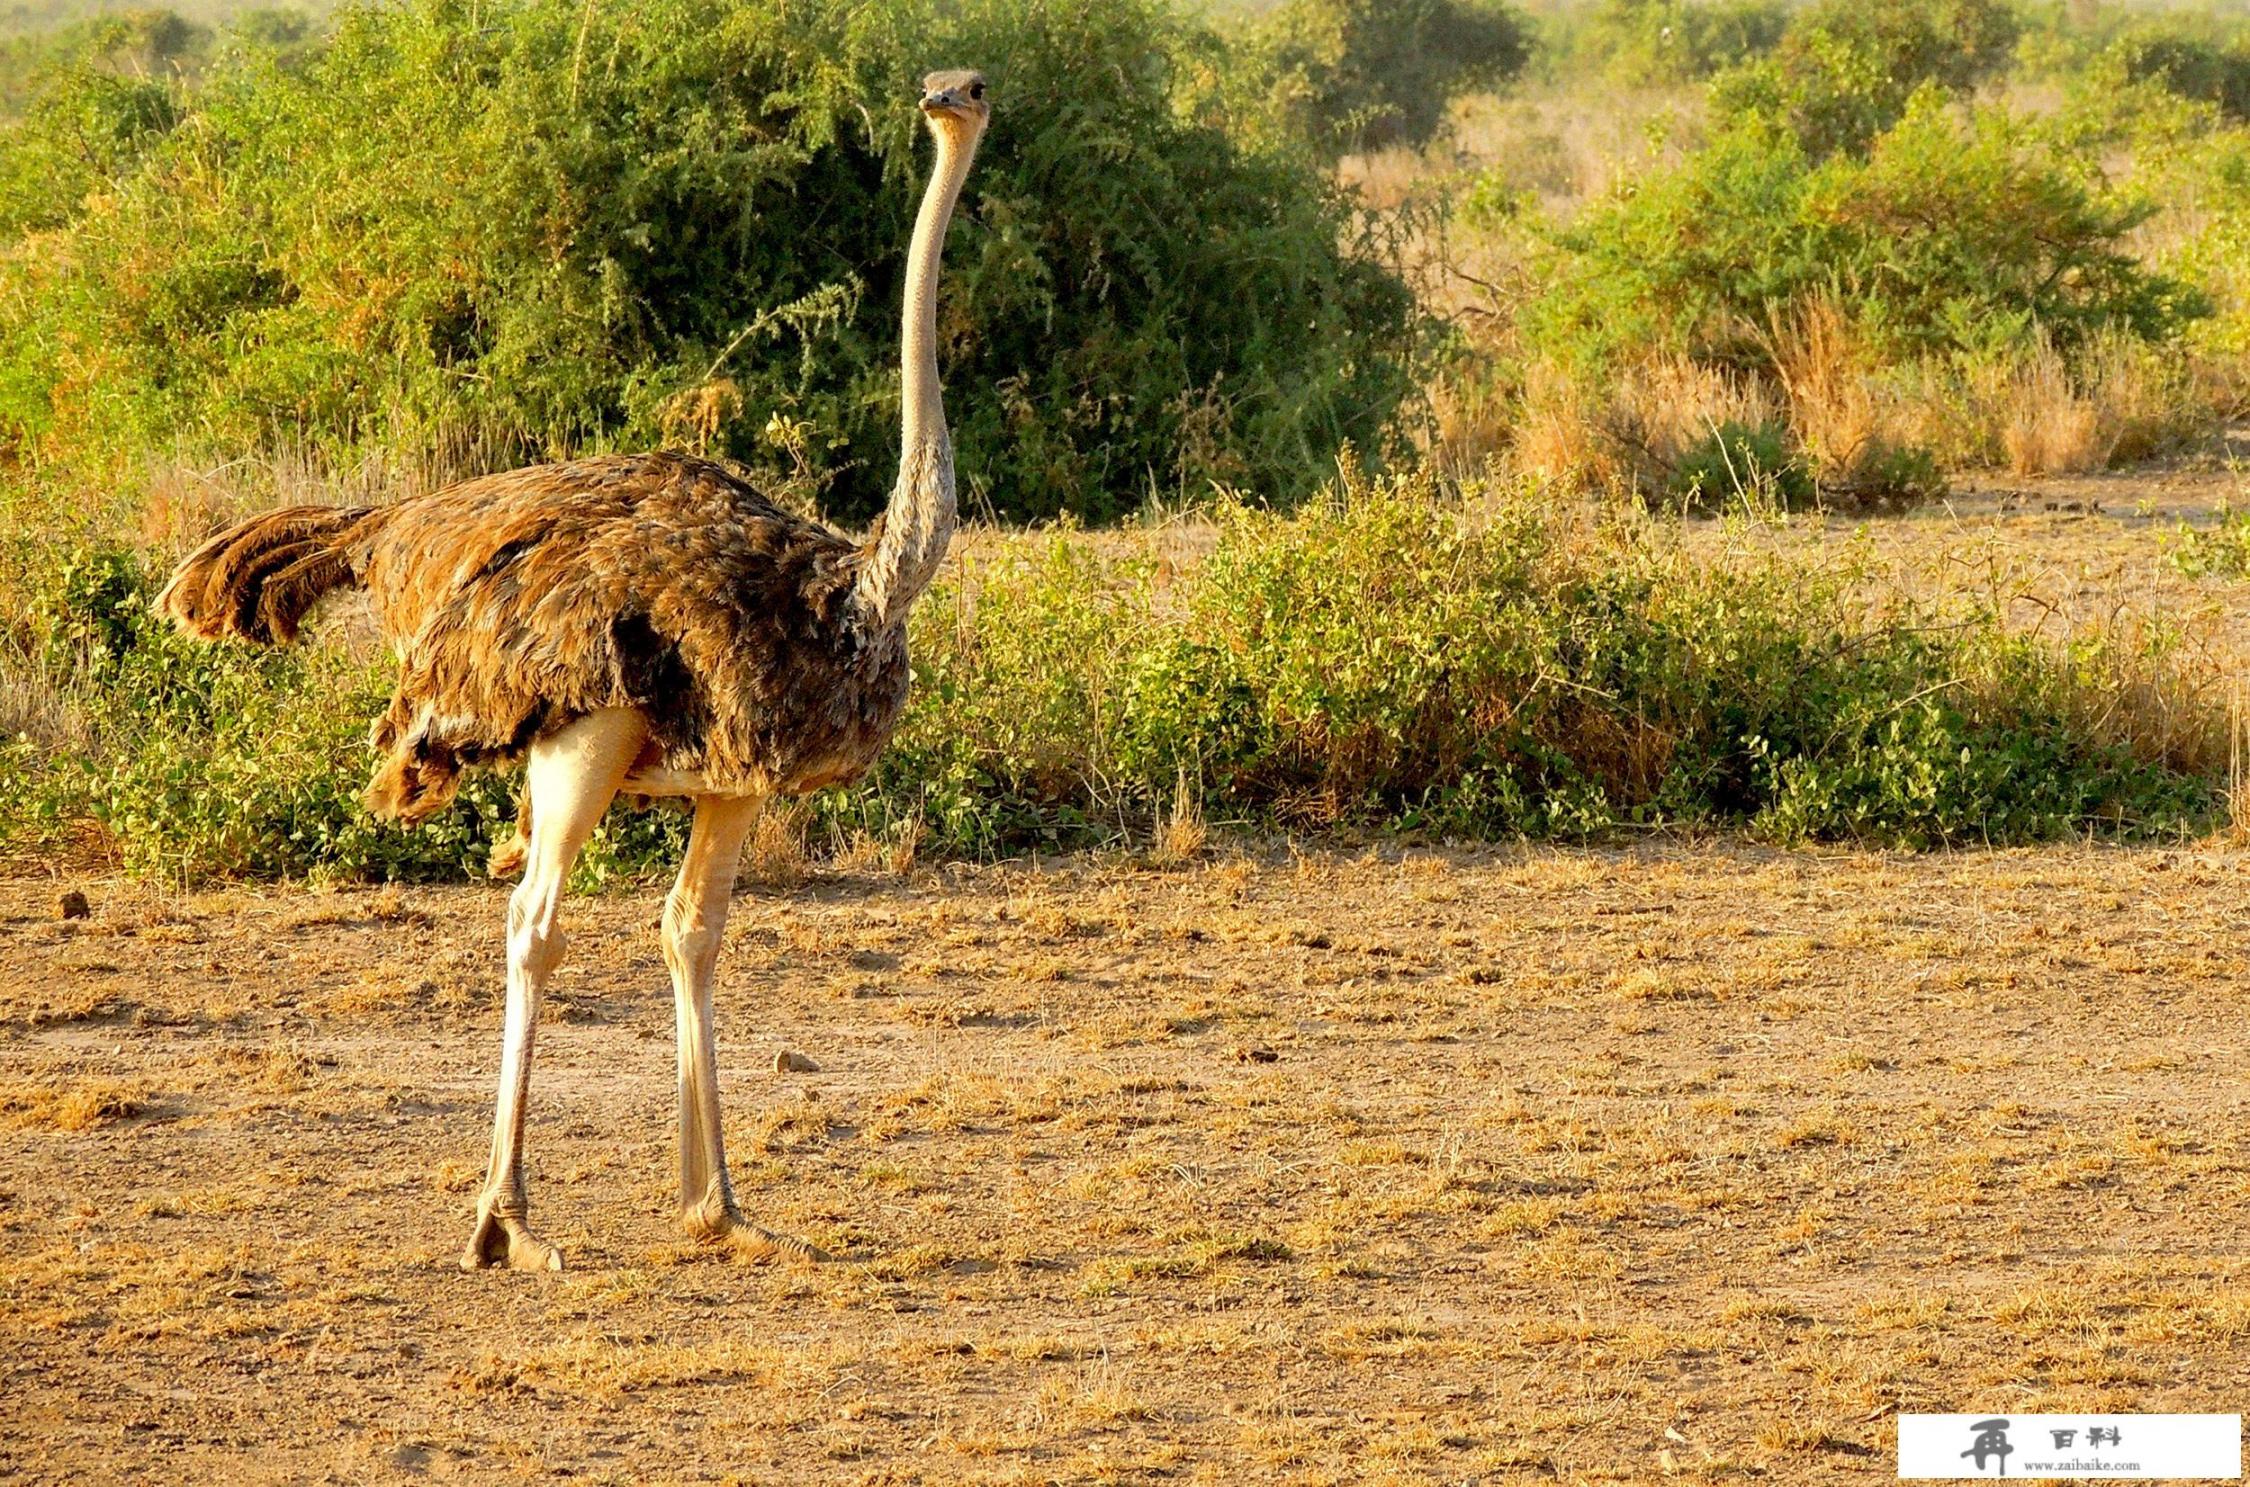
[919,69,990,146]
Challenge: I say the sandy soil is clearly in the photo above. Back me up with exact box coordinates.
[5,836,2250,1485]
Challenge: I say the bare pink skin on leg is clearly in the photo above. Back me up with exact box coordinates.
[667,794,825,1263]
[461,709,645,1273]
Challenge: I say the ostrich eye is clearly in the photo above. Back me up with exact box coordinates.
[969,82,984,100]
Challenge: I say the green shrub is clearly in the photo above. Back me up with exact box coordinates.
[2129,118,2250,357]
[0,8,209,118]
[1520,97,2203,376]
[1220,0,1531,160]
[1710,0,2018,158]
[0,0,1421,524]
[1556,0,1789,87]
[2,539,523,880]
[4,470,2218,879]
[0,12,204,235]
[1665,419,1815,513]
[1824,439,1946,509]
[2112,25,2250,124]
[2167,505,2250,580]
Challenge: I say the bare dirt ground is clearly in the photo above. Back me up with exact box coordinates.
[7,840,2250,1485]
[7,471,2250,1485]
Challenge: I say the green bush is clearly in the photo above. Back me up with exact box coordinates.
[2112,25,2250,124]
[1220,0,1530,160]
[4,471,2218,879]
[2102,93,2250,358]
[2,539,524,880]
[0,0,1421,524]
[1710,0,2018,158]
[1825,439,1946,509]
[0,11,206,236]
[2167,505,2250,580]
[900,474,2215,848]
[1519,96,2203,376]
[1665,419,1815,513]
[1556,0,1789,87]
[0,8,210,118]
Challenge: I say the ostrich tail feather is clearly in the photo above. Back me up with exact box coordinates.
[156,504,377,645]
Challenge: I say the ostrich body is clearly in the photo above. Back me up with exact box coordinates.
[155,72,992,1270]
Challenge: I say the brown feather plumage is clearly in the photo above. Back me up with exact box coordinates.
[159,452,910,824]
[158,505,376,642]
[225,537,330,643]
[255,547,358,644]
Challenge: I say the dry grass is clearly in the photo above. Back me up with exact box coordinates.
[1496,356,1610,486]
[2001,336,2117,476]
[1457,318,2225,499]
[1764,295,1944,492]
[1501,300,2219,499]
[743,801,810,887]
[10,812,2250,1478]
[1507,353,1784,493]
[1609,356,1781,482]
[0,1077,142,1130]
[0,654,94,759]
[1152,770,1208,865]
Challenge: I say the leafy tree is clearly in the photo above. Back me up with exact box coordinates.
[0,7,207,117]
[2111,26,2250,124]
[0,0,1423,524]
[1711,0,2019,158]
[1225,0,1531,160]
[0,10,213,234]
[1522,96,2204,373]
[1564,0,1790,87]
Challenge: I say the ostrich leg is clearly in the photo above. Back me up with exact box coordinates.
[668,794,758,1233]
[462,709,646,1272]
[667,794,824,1260]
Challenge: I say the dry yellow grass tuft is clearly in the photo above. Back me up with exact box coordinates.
[1152,770,1208,865]
[1505,357,1618,488]
[0,1078,143,1130]
[1765,294,1941,491]
[1508,353,1785,494]
[742,803,810,887]
[2002,338,2114,475]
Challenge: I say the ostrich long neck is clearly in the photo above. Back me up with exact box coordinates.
[855,121,977,632]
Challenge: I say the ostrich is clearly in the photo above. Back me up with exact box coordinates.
[154,71,992,1271]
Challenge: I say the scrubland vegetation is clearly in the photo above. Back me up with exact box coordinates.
[1441,0,2250,500]
[4,0,2250,879]
[5,467,2225,879]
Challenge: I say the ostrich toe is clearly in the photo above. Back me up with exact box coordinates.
[461,1208,563,1272]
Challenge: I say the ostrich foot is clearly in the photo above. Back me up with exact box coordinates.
[682,1199,827,1263]
[461,1207,564,1272]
